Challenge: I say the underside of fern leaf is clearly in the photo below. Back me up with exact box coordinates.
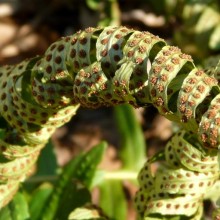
[0,26,219,219]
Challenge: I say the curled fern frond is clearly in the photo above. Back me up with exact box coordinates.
[0,26,219,217]
[135,131,219,219]
[29,26,219,148]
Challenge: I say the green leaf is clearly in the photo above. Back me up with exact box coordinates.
[114,104,146,171]
[99,180,127,220]
[74,141,107,188]
[39,142,106,220]
[35,140,58,176]
[29,183,53,220]
[195,6,219,33]
[54,181,91,220]
[86,0,101,10]
[209,24,220,50]
[0,192,30,220]
[23,140,58,192]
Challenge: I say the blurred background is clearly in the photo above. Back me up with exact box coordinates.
[0,0,220,219]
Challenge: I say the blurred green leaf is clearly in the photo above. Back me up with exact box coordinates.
[54,181,91,220]
[35,140,58,176]
[86,0,101,10]
[0,192,29,220]
[39,142,106,220]
[99,180,127,220]
[209,24,220,50]
[74,141,107,188]
[29,183,53,220]
[195,6,219,33]
[114,104,146,171]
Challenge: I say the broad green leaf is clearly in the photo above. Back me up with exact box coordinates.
[29,183,53,220]
[40,142,106,220]
[54,181,91,220]
[99,180,127,220]
[114,104,146,171]
[0,192,30,220]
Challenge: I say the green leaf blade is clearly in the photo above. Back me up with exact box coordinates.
[114,104,146,171]
[39,142,106,220]
[99,180,127,220]
[0,192,30,220]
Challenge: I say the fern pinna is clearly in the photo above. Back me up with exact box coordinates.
[0,26,219,219]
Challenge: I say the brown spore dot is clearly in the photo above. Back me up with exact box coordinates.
[153,66,162,74]
[166,204,171,209]
[171,57,180,64]
[180,184,186,189]
[58,44,64,51]
[55,56,62,64]
[175,204,180,209]
[71,37,77,45]
[7,115,12,121]
[104,61,110,68]
[115,34,122,39]
[177,174,182,178]
[17,120,23,127]
[189,183,194,188]
[30,108,37,114]
[74,61,79,69]
[41,112,48,118]
[80,87,87,94]
[184,204,189,209]
[171,184,176,188]
[194,171,199,176]
[46,65,52,74]
[46,54,52,61]
[1,93,6,100]
[47,87,55,94]
[136,57,143,64]
[199,182,204,187]
[101,38,108,45]
[156,202,163,207]
[114,55,120,62]
[101,49,108,57]
[112,43,119,50]
[3,105,8,111]
[192,203,196,208]
[70,49,76,58]
[2,82,7,88]
[79,49,87,58]
[127,51,134,57]
[155,97,164,106]
[48,99,55,105]
[165,64,174,72]
[29,118,36,122]
[37,95,44,101]
[79,37,87,45]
